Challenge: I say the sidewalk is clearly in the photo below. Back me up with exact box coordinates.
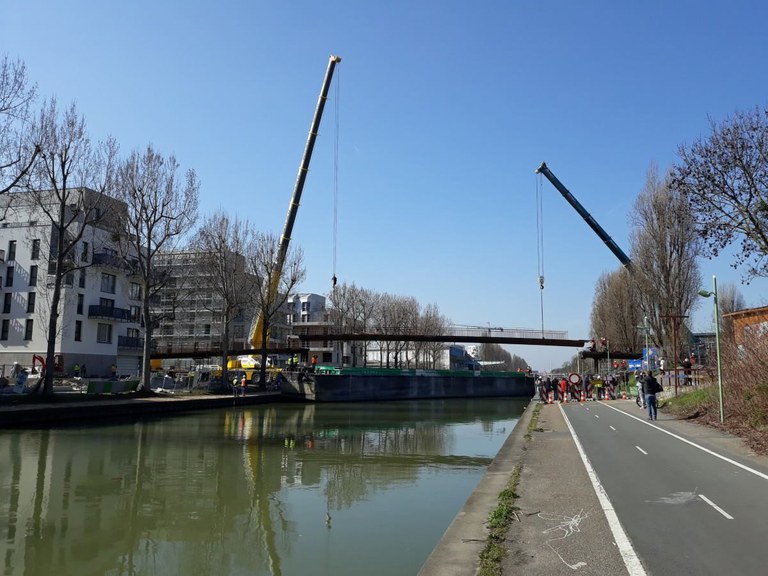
[499,403,628,575]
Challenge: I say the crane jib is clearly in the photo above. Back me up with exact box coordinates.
[536,162,632,270]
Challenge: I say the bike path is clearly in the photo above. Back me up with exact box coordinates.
[562,399,768,575]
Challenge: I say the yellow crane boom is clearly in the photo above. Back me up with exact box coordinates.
[250,54,342,349]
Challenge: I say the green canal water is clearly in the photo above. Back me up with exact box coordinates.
[0,398,527,576]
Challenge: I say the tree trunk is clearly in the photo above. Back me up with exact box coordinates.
[258,320,270,386]
[43,272,64,396]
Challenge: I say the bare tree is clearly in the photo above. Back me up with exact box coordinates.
[671,106,768,281]
[112,144,200,390]
[630,164,701,363]
[192,211,254,386]
[328,282,378,366]
[0,56,38,198]
[249,232,305,385]
[23,99,117,395]
[714,282,746,342]
[420,304,450,369]
[372,293,395,368]
[394,296,419,368]
[590,268,642,352]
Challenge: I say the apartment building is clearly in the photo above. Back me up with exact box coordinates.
[151,251,254,359]
[286,293,336,363]
[0,190,143,378]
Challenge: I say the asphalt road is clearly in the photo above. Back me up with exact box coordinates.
[561,400,768,575]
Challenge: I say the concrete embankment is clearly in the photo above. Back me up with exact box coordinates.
[419,401,628,576]
[0,391,281,428]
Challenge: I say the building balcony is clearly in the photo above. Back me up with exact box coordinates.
[118,336,145,350]
[88,305,133,322]
[92,252,124,269]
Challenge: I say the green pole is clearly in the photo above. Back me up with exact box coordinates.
[713,276,724,424]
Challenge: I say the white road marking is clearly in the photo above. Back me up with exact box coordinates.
[609,426,616,431]
[602,403,768,482]
[594,414,600,419]
[699,494,734,520]
[636,446,648,455]
[559,404,647,576]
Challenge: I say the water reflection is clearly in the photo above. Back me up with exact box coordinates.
[0,398,526,576]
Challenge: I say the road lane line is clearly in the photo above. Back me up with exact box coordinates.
[559,404,647,576]
[595,414,600,418]
[699,494,734,520]
[636,446,647,455]
[609,425,616,431]
[601,402,768,482]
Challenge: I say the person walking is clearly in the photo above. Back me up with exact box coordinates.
[240,374,248,397]
[636,372,646,408]
[642,370,663,420]
[544,376,553,402]
[73,363,80,378]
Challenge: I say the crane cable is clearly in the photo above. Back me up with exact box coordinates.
[331,65,340,290]
[536,172,545,336]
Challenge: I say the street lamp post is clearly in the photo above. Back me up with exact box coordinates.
[698,275,724,424]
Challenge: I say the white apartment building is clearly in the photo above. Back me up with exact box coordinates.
[0,191,143,378]
[286,293,336,363]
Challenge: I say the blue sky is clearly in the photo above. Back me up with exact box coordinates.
[3,1,768,370]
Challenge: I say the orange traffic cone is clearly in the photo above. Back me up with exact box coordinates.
[547,390,553,404]
[580,390,585,403]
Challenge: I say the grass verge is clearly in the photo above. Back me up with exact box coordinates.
[477,402,542,576]
[660,386,716,418]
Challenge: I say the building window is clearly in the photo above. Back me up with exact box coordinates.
[79,269,86,288]
[24,319,33,340]
[77,294,84,315]
[0,319,8,340]
[204,324,211,335]
[302,301,310,312]
[7,240,16,261]
[31,239,40,260]
[29,265,38,286]
[65,272,74,287]
[81,241,89,263]
[130,306,140,322]
[101,273,116,294]
[127,328,139,339]
[5,266,13,288]
[100,298,115,309]
[75,320,82,341]
[97,323,112,343]
[130,283,142,300]
[2,293,10,314]
[27,292,35,314]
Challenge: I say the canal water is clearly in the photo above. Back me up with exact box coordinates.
[0,398,527,576]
